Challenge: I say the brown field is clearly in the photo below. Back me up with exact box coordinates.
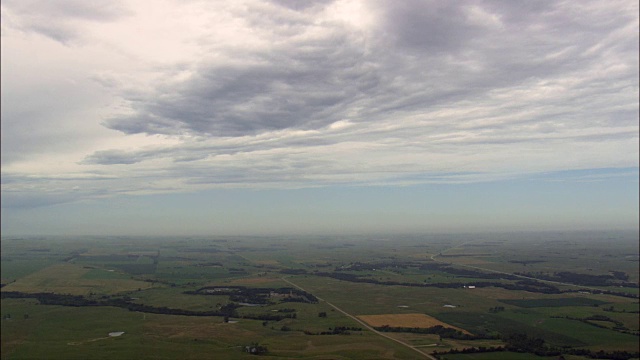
[358,313,470,334]
[1,263,153,295]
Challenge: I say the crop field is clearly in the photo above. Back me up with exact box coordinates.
[1,263,153,295]
[358,313,469,333]
[1,231,638,359]
[436,311,587,347]
[0,259,60,284]
[1,298,423,360]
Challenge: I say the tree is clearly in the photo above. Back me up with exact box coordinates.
[244,342,268,355]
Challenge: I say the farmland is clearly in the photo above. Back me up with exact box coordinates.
[358,314,464,330]
[1,231,638,359]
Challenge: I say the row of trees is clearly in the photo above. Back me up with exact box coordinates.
[303,326,362,335]
[243,312,296,321]
[375,325,497,340]
[419,263,521,280]
[2,291,308,322]
[602,305,640,313]
[431,333,640,360]
[550,315,639,336]
[185,286,319,304]
[311,271,562,294]
[432,346,505,357]
[2,291,240,317]
[514,270,636,288]
[501,333,640,360]
[563,288,639,299]
[280,262,638,299]
[288,269,638,299]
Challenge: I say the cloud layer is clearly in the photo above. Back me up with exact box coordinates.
[1,0,638,209]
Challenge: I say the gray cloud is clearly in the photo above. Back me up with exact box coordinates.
[81,150,148,165]
[0,173,115,209]
[371,0,481,53]
[106,38,379,136]
[1,0,128,43]
[1,0,638,211]
[268,0,335,12]
[103,0,637,141]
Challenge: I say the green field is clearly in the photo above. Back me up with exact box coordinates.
[1,232,638,359]
[499,297,611,308]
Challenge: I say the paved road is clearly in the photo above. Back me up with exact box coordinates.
[281,277,437,360]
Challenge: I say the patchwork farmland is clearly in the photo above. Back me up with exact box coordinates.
[2,232,638,359]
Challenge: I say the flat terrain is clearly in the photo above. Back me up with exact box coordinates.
[1,231,638,359]
[358,313,469,334]
[2,263,153,295]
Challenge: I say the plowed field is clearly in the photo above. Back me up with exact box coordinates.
[358,313,470,334]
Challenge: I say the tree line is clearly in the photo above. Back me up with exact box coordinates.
[185,286,318,304]
[309,271,562,294]
[374,325,497,340]
[0,291,299,321]
[281,269,638,298]
[303,326,363,335]
[514,270,636,288]
[432,332,640,360]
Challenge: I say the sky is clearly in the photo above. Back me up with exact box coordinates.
[1,0,638,236]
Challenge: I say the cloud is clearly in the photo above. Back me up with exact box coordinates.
[1,0,128,44]
[1,0,638,210]
[370,0,483,53]
[81,150,148,165]
[105,35,379,136]
[0,173,115,209]
[268,0,335,12]
[101,0,637,142]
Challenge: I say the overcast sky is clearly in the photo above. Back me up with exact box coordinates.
[1,0,638,236]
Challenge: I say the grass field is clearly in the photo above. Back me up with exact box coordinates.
[1,299,425,360]
[1,232,638,359]
[1,263,153,295]
[437,311,588,347]
[499,297,611,308]
[0,259,60,283]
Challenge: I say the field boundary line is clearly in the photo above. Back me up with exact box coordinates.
[281,276,436,360]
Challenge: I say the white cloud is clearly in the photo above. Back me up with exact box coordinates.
[1,0,638,209]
